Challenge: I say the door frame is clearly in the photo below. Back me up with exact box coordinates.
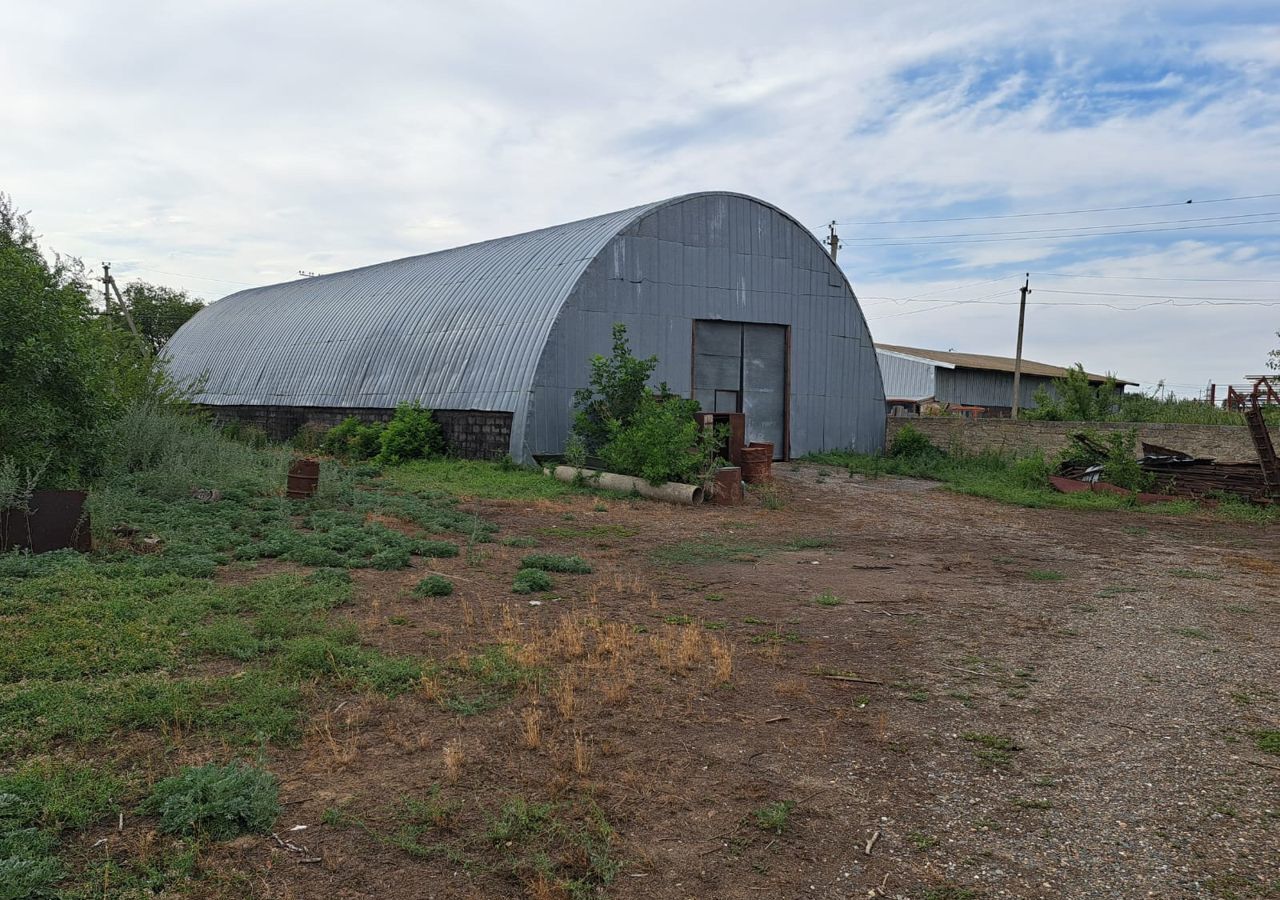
[689,319,791,460]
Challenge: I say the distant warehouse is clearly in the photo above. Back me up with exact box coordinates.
[165,192,887,463]
[875,344,1134,417]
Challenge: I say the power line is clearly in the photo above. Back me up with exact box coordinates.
[841,216,1280,248]
[128,266,255,287]
[1037,271,1280,284]
[829,191,1280,227]
[842,210,1280,243]
[1037,288,1278,302]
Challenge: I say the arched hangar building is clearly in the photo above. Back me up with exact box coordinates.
[166,191,886,463]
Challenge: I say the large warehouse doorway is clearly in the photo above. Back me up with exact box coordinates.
[692,320,788,459]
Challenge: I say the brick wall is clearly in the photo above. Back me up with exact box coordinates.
[886,417,1276,463]
[204,405,513,460]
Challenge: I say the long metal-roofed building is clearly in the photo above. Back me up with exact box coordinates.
[876,343,1134,417]
[165,191,886,462]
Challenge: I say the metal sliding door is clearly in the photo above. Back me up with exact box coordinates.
[692,320,787,458]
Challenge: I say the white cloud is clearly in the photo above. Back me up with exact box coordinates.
[2,0,1276,389]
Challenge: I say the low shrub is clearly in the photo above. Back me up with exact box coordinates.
[887,424,938,458]
[519,553,592,574]
[376,404,444,465]
[321,416,385,461]
[139,762,279,839]
[512,569,553,594]
[601,394,726,486]
[413,575,454,597]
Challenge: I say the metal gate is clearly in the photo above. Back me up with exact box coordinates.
[692,321,787,458]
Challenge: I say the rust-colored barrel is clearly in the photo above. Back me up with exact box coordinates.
[286,458,321,499]
[711,466,744,505]
[740,447,773,484]
[748,441,775,461]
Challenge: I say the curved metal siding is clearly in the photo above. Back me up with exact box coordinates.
[164,201,664,414]
[529,194,886,458]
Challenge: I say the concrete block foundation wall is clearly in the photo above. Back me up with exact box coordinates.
[887,417,1276,464]
[204,405,514,461]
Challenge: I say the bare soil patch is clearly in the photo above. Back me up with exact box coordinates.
[206,465,1279,899]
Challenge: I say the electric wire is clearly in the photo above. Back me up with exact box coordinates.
[826,192,1280,227]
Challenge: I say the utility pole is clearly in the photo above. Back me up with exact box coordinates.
[101,262,147,352]
[825,221,841,262]
[1010,273,1031,419]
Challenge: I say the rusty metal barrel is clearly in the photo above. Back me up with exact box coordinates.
[740,446,772,484]
[286,458,321,499]
[711,466,744,505]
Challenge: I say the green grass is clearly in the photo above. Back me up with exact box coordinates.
[1169,568,1220,580]
[1255,730,1280,755]
[140,762,279,839]
[0,413,468,894]
[1027,569,1065,582]
[799,449,1280,523]
[962,732,1021,766]
[753,800,795,834]
[813,591,844,607]
[385,457,619,501]
[519,553,592,574]
[413,574,455,597]
[512,568,554,594]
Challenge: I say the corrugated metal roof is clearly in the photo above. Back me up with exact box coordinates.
[875,344,1135,386]
[165,197,675,408]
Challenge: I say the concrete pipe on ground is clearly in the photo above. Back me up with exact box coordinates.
[546,466,704,505]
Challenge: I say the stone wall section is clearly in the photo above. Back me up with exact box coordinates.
[886,417,1276,463]
[204,405,513,460]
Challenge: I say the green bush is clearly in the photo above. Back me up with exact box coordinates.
[321,416,385,461]
[887,424,938,458]
[572,323,659,453]
[376,404,445,465]
[520,553,592,574]
[512,568,553,594]
[139,762,279,839]
[413,575,454,597]
[600,394,715,485]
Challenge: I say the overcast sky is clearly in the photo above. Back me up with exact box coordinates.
[5,0,1278,395]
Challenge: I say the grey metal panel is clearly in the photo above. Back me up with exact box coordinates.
[742,323,786,456]
[936,369,1057,409]
[876,350,937,402]
[534,193,885,459]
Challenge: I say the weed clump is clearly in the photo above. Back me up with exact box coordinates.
[519,553,592,574]
[513,569,553,594]
[753,799,795,834]
[139,762,279,839]
[413,575,455,597]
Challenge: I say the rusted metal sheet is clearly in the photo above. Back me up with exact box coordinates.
[0,490,92,553]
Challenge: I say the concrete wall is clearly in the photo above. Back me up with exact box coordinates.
[204,405,513,460]
[887,416,1276,464]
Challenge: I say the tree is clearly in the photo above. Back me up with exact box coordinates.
[113,280,204,353]
[571,323,660,452]
[1269,331,1279,372]
[0,193,160,487]
[1025,364,1119,421]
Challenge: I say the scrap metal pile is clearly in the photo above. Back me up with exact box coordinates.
[1053,432,1276,505]
[1135,443,1272,503]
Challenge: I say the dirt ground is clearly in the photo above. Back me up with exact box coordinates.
[202,464,1278,899]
